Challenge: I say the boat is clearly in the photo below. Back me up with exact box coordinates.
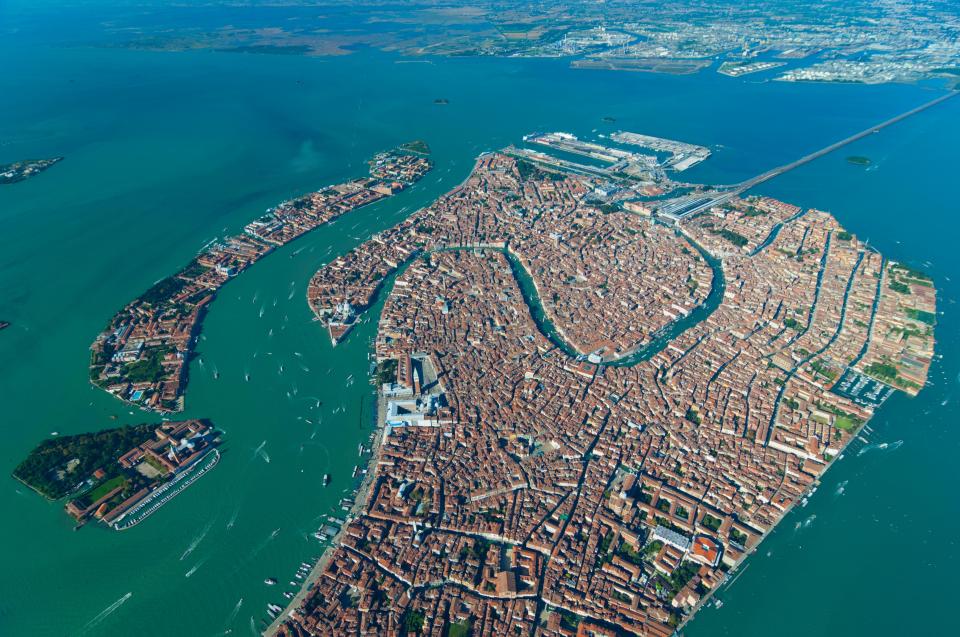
[264,577,277,586]
[323,473,330,487]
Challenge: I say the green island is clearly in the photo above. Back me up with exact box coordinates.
[399,139,431,155]
[13,419,220,529]
[846,155,872,166]
[0,157,63,185]
[13,424,155,500]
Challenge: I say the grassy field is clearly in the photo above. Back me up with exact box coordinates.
[82,475,126,505]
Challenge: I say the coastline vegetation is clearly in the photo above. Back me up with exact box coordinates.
[12,424,154,500]
[399,140,431,155]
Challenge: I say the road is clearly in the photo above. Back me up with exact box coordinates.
[666,89,959,220]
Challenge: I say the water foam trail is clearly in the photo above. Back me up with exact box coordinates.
[227,506,240,530]
[225,598,243,626]
[181,519,215,560]
[252,440,267,460]
[300,396,321,408]
[858,439,904,456]
[80,592,132,634]
[249,616,257,636]
[185,559,207,577]
[246,527,282,561]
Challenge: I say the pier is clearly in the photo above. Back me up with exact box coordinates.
[112,449,221,530]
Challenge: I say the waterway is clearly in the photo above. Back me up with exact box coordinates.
[1,11,959,637]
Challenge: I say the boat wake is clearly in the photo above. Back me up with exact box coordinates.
[185,559,206,578]
[80,592,132,634]
[857,439,903,456]
[252,440,268,462]
[835,480,848,496]
[794,514,817,531]
[180,519,215,560]
[227,506,240,530]
[225,597,243,626]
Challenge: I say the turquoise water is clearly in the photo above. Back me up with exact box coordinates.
[0,39,957,637]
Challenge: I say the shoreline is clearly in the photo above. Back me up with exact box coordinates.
[89,148,432,414]
[264,372,389,635]
[261,149,933,636]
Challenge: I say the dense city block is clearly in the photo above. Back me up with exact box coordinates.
[281,141,935,636]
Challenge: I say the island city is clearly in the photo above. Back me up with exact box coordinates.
[266,130,934,635]
[4,2,956,635]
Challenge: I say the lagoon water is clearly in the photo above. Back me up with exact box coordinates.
[1,33,958,637]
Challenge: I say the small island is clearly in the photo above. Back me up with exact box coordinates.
[0,157,63,185]
[398,139,431,155]
[13,419,220,529]
[846,155,872,166]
